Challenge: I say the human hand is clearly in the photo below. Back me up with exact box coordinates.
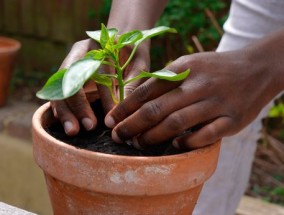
[51,39,150,136]
[105,49,278,149]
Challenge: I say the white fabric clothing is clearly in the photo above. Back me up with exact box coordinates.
[193,0,284,215]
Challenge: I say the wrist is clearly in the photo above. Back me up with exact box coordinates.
[248,29,284,99]
[106,0,168,34]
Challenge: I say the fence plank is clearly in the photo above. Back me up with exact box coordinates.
[34,1,52,38]
[19,0,35,35]
[72,0,88,40]
[72,0,102,40]
[3,0,20,33]
[18,36,67,75]
[0,0,4,31]
[0,0,103,76]
[51,0,74,43]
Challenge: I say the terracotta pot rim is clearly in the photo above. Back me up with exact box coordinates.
[33,102,220,161]
[0,37,21,54]
[33,102,221,196]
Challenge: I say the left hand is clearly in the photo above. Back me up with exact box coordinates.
[104,49,278,150]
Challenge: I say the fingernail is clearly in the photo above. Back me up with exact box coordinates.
[105,115,116,128]
[81,118,94,131]
[172,139,180,149]
[112,130,123,143]
[64,121,73,134]
[133,137,143,150]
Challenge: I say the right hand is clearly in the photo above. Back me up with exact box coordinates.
[51,39,150,136]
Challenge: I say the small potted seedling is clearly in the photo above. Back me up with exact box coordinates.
[36,24,189,103]
[32,24,220,215]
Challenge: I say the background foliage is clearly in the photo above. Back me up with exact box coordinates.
[99,0,228,69]
[157,0,227,47]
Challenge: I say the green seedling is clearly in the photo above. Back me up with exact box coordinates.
[37,24,190,103]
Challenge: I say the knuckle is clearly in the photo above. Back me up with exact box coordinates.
[54,104,66,117]
[206,123,220,141]
[134,60,149,71]
[176,55,189,64]
[112,104,129,122]
[71,41,83,50]
[178,55,191,66]
[166,113,186,132]
[124,85,136,95]
[72,39,88,49]
[179,55,201,71]
[168,55,201,74]
[135,83,151,103]
[140,101,162,122]
[70,101,85,112]
[67,93,91,117]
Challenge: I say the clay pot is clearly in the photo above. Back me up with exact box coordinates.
[32,102,221,215]
[0,37,21,107]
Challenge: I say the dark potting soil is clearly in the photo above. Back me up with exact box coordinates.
[46,100,185,156]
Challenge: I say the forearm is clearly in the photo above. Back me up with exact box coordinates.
[107,0,168,33]
[248,28,284,101]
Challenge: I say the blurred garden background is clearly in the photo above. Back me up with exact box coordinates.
[0,0,283,214]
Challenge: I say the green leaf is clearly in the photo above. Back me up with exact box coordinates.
[85,49,105,60]
[135,26,177,46]
[92,73,113,87]
[86,27,118,45]
[105,29,118,53]
[140,69,190,81]
[92,73,119,103]
[269,103,284,118]
[36,69,67,100]
[100,23,109,48]
[122,26,177,70]
[108,28,118,38]
[86,30,101,42]
[117,30,143,48]
[62,59,102,98]
[105,34,116,54]
[125,69,190,85]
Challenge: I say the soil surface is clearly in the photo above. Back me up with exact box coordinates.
[46,100,185,156]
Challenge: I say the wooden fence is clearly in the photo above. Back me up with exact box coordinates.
[0,0,104,75]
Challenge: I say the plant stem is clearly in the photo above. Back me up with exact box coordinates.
[112,50,125,102]
[117,66,124,102]
[108,86,119,104]
[121,44,139,71]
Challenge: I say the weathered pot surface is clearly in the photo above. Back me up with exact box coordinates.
[33,102,221,215]
[0,37,21,106]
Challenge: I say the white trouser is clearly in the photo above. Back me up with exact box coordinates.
[193,0,284,214]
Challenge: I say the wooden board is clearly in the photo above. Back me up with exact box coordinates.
[236,196,284,215]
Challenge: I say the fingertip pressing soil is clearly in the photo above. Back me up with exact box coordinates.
[46,100,186,156]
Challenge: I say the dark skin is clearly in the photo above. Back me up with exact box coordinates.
[51,0,284,150]
[105,29,284,149]
[51,38,150,136]
[51,0,165,136]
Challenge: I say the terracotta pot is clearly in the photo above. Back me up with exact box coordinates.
[32,102,221,215]
[0,37,21,107]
